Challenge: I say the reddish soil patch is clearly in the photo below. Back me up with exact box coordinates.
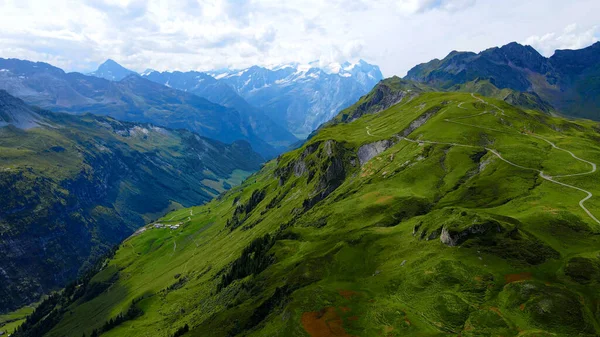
[302,307,354,337]
[375,196,394,204]
[339,290,359,300]
[348,316,359,321]
[519,304,526,311]
[339,306,351,313]
[504,272,532,284]
[489,307,503,317]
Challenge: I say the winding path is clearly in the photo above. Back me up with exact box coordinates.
[370,93,600,226]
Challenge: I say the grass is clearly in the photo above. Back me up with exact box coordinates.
[0,306,35,334]
[0,108,264,314]
[21,91,600,337]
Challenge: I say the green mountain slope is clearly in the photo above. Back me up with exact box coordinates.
[449,79,554,113]
[18,88,600,336]
[0,91,263,315]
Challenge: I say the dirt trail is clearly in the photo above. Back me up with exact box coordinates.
[388,93,599,226]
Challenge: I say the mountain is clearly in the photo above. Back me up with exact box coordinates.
[141,70,298,147]
[213,60,384,137]
[88,59,137,81]
[19,79,600,336]
[406,41,600,119]
[0,91,263,314]
[0,58,279,158]
[0,90,47,129]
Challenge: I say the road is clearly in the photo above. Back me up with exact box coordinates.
[368,93,600,226]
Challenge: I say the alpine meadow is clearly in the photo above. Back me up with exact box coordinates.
[1,1,600,337]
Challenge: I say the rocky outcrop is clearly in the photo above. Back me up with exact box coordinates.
[440,222,502,247]
[275,142,320,183]
[357,139,394,166]
[293,161,308,177]
[303,141,351,210]
[356,105,444,167]
[399,105,444,137]
[343,80,411,122]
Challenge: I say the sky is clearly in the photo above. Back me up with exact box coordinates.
[0,0,598,77]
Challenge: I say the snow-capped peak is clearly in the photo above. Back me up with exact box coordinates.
[141,69,157,76]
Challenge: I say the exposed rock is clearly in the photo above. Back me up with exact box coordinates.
[344,80,412,122]
[427,229,441,241]
[293,161,308,177]
[357,139,394,166]
[303,141,350,210]
[275,142,321,183]
[440,222,502,247]
[399,105,444,137]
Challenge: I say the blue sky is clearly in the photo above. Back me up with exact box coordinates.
[0,0,598,76]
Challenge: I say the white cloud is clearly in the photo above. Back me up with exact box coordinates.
[524,24,599,56]
[396,0,476,14]
[0,0,598,76]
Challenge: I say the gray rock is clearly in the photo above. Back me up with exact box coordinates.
[440,222,500,247]
[357,139,394,166]
[293,160,308,177]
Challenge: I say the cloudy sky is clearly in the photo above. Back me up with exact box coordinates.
[0,0,598,76]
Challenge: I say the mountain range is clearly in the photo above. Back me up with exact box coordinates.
[212,60,383,137]
[0,90,263,313]
[4,41,600,337]
[90,59,383,138]
[0,58,288,158]
[405,41,600,120]
[16,72,600,336]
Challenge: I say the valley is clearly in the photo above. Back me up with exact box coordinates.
[0,91,263,315]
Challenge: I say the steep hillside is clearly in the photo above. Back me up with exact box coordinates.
[0,58,279,158]
[141,70,298,147]
[449,79,554,113]
[19,84,600,336]
[328,76,433,124]
[214,60,383,137]
[0,91,263,314]
[405,41,600,120]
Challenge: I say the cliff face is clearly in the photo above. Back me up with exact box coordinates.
[0,93,264,313]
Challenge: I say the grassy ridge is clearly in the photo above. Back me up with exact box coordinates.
[25,91,600,336]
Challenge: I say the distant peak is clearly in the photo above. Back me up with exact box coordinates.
[503,41,524,48]
[141,68,157,76]
[90,59,137,81]
[98,59,127,69]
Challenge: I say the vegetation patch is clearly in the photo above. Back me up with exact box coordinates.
[217,234,275,291]
[564,257,599,284]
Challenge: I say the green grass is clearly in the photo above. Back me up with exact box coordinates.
[22,91,600,337]
[0,108,264,314]
[0,306,35,334]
